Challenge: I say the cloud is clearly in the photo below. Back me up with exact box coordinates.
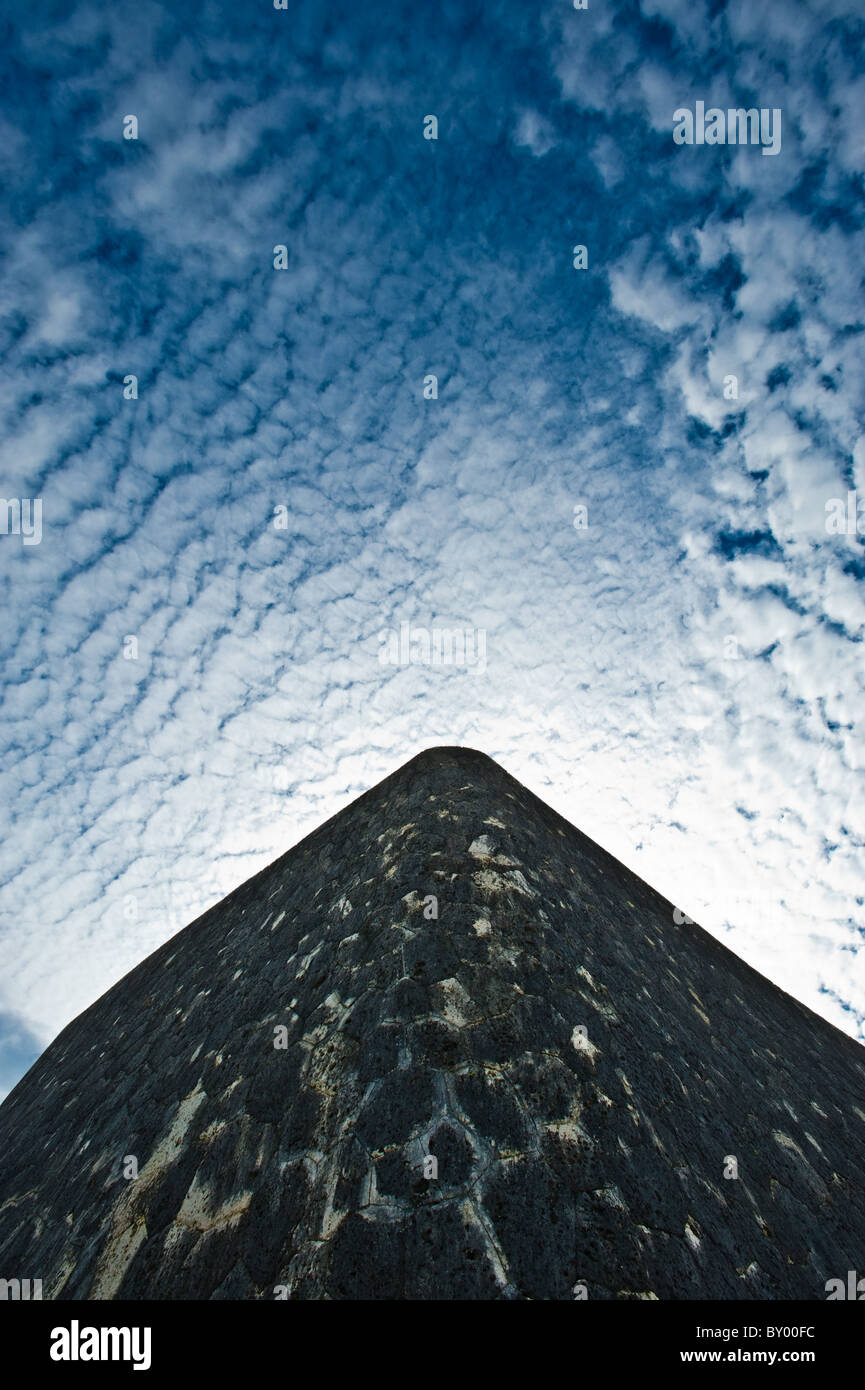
[513,109,558,157]
[0,0,863,1099]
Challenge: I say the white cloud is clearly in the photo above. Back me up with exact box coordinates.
[1,0,864,1100]
[513,108,557,157]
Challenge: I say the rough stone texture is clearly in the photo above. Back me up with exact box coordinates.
[1,745,864,1300]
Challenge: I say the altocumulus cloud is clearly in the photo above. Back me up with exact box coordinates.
[0,0,864,1097]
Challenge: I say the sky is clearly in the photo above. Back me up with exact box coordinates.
[1,0,864,1100]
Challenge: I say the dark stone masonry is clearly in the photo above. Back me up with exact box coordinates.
[1,746,864,1299]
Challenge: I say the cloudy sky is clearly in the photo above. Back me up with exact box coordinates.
[1,0,863,1099]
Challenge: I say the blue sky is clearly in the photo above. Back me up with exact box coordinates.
[1,0,864,1099]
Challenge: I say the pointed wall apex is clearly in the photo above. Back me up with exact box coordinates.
[1,755,863,1299]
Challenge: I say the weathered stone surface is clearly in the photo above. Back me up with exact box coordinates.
[0,745,864,1299]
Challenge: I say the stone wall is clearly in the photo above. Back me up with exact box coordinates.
[1,746,863,1299]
